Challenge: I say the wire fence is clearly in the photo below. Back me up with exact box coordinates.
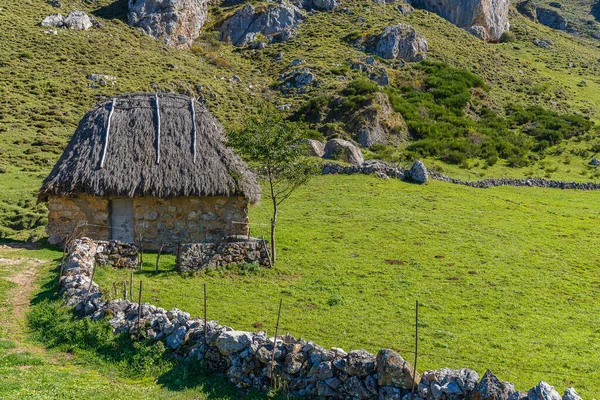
[95,265,600,389]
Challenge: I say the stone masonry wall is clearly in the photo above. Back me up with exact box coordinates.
[178,237,271,271]
[46,194,109,245]
[46,195,249,251]
[58,238,583,400]
[95,240,138,269]
[133,195,249,251]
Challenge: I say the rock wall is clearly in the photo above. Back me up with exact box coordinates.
[95,240,138,269]
[46,195,249,251]
[409,0,510,42]
[58,238,582,400]
[178,237,271,271]
[322,161,600,191]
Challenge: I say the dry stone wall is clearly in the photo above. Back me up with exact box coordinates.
[95,240,138,269]
[57,238,583,400]
[178,237,271,271]
[322,161,600,191]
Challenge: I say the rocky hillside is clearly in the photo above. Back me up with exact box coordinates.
[2,0,600,239]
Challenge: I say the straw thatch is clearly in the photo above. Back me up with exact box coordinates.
[39,93,260,203]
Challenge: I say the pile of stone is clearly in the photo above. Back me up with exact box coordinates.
[94,240,138,269]
[58,238,583,399]
[178,237,271,271]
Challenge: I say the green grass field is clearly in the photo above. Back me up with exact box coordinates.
[95,175,600,397]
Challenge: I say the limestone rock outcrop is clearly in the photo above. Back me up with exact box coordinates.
[127,0,208,48]
[305,139,326,157]
[371,24,428,62]
[409,0,510,42]
[517,1,568,31]
[297,0,339,11]
[408,160,428,183]
[349,92,407,147]
[219,3,305,47]
[40,11,98,30]
[323,139,365,165]
[470,370,515,400]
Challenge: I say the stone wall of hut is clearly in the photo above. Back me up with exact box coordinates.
[46,195,249,250]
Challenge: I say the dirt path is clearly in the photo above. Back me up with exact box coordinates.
[0,256,46,344]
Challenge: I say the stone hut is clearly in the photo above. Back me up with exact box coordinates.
[39,93,260,250]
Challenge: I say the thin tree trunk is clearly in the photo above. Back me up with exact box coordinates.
[271,205,277,265]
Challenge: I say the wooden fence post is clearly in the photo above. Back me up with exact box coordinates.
[137,280,143,340]
[270,299,283,386]
[203,283,208,359]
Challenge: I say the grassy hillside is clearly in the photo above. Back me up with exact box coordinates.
[96,175,600,398]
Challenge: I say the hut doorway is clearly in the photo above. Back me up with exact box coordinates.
[110,198,134,243]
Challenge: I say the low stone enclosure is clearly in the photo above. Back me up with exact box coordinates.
[58,237,583,400]
[88,236,271,271]
[323,160,600,191]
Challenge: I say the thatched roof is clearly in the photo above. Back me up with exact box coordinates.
[39,93,260,204]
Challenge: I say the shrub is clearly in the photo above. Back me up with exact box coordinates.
[500,31,517,43]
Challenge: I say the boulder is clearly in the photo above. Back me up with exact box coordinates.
[376,349,419,390]
[536,8,567,30]
[467,25,489,41]
[323,139,365,165]
[527,381,562,400]
[372,24,428,62]
[350,92,407,147]
[410,0,509,41]
[305,139,326,157]
[298,0,339,11]
[87,74,117,87]
[64,11,92,30]
[562,387,582,400]
[165,325,187,349]
[397,3,415,14]
[408,160,428,183]
[40,14,64,28]
[589,157,599,165]
[533,39,553,48]
[469,370,515,400]
[219,3,305,47]
[419,368,479,398]
[215,330,253,355]
[350,57,390,86]
[128,0,208,48]
[343,376,371,399]
[280,68,316,91]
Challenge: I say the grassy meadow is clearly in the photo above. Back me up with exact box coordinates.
[95,175,600,397]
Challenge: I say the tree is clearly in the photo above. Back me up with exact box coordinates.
[228,109,319,264]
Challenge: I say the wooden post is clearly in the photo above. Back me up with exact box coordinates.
[270,299,283,386]
[262,234,272,268]
[176,241,182,270]
[411,300,419,400]
[203,283,208,359]
[123,281,127,300]
[138,235,144,271]
[130,271,133,301]
[113,282,118,298]
[155,242,164,273]
[137,280,143,340]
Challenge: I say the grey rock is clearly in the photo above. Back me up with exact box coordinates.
[372,24,428,62]
[346,349,376,376]
[562,387,582,400]
[527,381,561,400]
[219,3,305,47]
[467,25,489,41]
[215,330,253,355]
[410,0,509,41]
[64,11,93,30]
[377,349,419,390]
[305,139,326,157]
[536,8,567,30]
[128,0,208,48]
[343,376,371,399]
[310,361,334,380]
[285,352,307,374]
[470,370,515,400]
[507,391,528,400]
[317,380,336,396]
[408,160,428,183]
[87,74,116,86]
[589,157,599,165]
[533,39,553,48]
[166,325,187,349]
[40,14,64,28]
[298,0,339,10]
[323,139,365,166]
[289,58,305,67]
[380,385,404,399]
[280,68,316,90]
[397,4,415,14]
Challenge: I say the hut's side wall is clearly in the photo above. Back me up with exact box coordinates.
[134,196,248,251]
[46,195,110,245]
